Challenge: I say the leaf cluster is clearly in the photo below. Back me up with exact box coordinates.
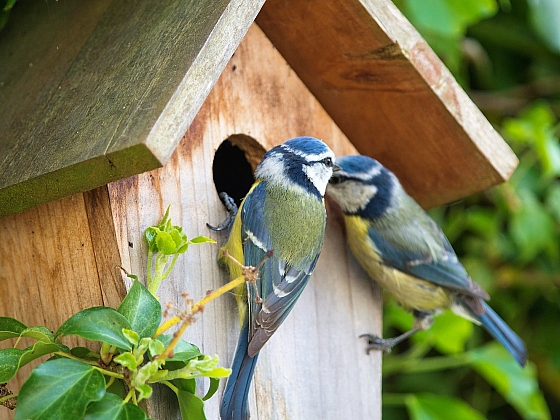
[0,210,223,419]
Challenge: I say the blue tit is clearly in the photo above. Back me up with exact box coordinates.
[216,136,340,420]
[326,155,527,366]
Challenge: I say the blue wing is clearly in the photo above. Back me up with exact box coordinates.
[367,216,488,300]
[240,183,320,357]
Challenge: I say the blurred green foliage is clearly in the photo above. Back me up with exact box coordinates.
[383,0,560,419]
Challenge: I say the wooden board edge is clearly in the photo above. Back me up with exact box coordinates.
[0,144,162,219]
[359,0,519,181]
[144,0,266,163]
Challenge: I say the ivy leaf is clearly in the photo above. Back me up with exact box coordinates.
[118,280,161,339]
[172,378,196,393]
[202,378,220,401]
[189,236,216,245]
[156,229,178,255]
[156,335,202,363]
[84,392,147,420]
[0,341,60,382]
[15,358,105,420]
[56,307,132,350]
[177,389,207,420]
[0,317,27,341]
[406,393,486,420]
[468,343,551,420]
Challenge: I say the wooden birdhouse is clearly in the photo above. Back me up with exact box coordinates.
[0,1,518,419]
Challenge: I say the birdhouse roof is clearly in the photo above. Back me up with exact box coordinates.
[0,0,517,218]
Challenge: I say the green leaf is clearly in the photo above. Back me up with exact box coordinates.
[0,317,27,341]
[172,378,197,393]
[510,189,557,262]
[202,377,220,401]
[0,341,60,382]
[156,230,178,255]
[468,343,551,420]
[149,339,165,357]
[114,352,137,370]
[136,384,153,401]
[406,393,486,420]
[413,311,473,354]
[56,307,132,350]
[123,329,140,346]
[528,0,560,53]
[106,377,126,399]
[70,346,99,360]
[189,236,216,245]
[145,227,160,253]
[20,326,56,343]
[405,0,498,37]
[156,335,202,363]
[15,358,105,420]
[84,392,147,420]
[177,389,207,420]
[118,280,161,339]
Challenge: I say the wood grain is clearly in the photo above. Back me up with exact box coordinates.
[0,194,105,417]
[0,0,264,218]
[256,0,518,208]
[107,24,382,420]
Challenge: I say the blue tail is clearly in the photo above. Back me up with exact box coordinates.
[220,322,259,420]
[477,302,527,366]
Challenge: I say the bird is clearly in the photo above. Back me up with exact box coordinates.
[213,136,340,420]
[326,154,527,366]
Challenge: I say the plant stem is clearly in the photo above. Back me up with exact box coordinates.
[124,388,134,403]
[54,351,99,365]
[147,250,154,292]
[93,366,125,379]
[160,254,180,285]
[153,274,246,338]
[161,380,179,394]
[106,376,116,389]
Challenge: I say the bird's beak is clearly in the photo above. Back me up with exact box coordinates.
[333,163,342,172]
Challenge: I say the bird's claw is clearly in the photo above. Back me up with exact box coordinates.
[207,192,238,231]
[359,333,393,354]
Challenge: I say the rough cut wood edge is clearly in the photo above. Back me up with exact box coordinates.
[360,0,518,181]
[257,0,519,208]
[0,0,264,219]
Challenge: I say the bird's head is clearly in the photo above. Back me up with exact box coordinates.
[255,136,339,198]
[327,155,396,217]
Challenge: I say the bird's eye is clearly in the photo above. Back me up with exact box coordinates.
[329,175,341,184]
[322,157,334,167]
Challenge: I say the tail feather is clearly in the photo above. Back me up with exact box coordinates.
[220,322,259,420]
[477,302,527,367]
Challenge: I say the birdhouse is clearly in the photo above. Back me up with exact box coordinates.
[0,1,518,419]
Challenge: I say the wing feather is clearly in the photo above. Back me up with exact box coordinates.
[240,183,321,357]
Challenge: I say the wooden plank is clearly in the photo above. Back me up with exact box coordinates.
[256,0,519,208]
[0,194,106,409]
[108,24,382,420]
[0,0,265,218]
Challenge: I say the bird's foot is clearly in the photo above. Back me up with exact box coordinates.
[207,192,238,231]
[359,333,395,354]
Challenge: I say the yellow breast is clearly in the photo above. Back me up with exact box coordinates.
[344,215,451,312]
